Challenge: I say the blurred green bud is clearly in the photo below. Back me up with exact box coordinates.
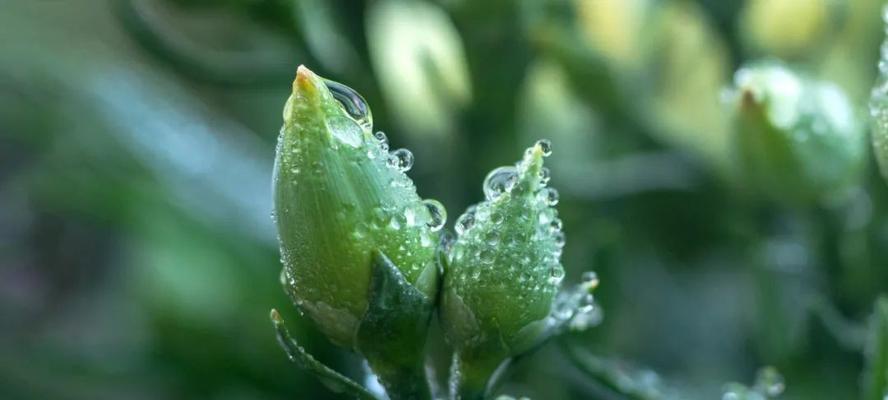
[366,0,471,139]
[440,141,564,398]
[575,0,651,69]
[727,61,865,203]
[870,9,888,184]
[273,67,445,397]
[740,0,832,59]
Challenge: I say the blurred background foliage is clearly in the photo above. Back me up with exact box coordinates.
[1,0,888,399]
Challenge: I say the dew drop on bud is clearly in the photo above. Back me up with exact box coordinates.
[324,79,372,130]
[580,271,600,292]
[388,148,414,172]
[479,248,495,263]
[483,166,518,200]
[550,218,563,232]
[540,167,551,185]
[754,367,785,397]
[539,187,559,206]
[423,199,447,232]
[553,231,566,248]
[535,139,552,156]
[455,206,477,235]
[577,293,595,313]
[374,131,388,145]
[404,206,417,226]
[548,266,565,284]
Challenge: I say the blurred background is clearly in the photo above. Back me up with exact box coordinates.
[2,0,887,399]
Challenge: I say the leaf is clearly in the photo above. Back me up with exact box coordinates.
[355,250,434,400]
[269,309,379,400]
[863,296,888,400]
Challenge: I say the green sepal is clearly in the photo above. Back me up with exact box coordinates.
[356,250,435,400]
[863,296,888,400]
[269,309,379,400]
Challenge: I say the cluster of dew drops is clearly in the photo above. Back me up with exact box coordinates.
[721,367,785,400]
[326,79,447,276]
[871,5,888,161]
[450,139,565,284]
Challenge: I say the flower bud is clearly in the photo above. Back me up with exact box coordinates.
[728,61,865,203]
[440,141,564,397]
[273,66,443,349]
[870,7,888,184]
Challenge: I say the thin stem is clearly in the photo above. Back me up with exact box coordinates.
[559,339,664,400]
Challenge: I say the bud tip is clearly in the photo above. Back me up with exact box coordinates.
[294,65,319,94]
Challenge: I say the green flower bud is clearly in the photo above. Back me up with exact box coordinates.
[440,141,564,398]
[273,66,444,348]
[728,61,865,203]
[870,9,888,184]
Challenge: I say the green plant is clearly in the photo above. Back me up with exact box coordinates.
[269,63,887,400]
[726,60,865,204]
[270,66,598,399]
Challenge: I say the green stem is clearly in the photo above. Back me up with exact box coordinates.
[371,365,432,400]
[450,351,505,400]
[559,340,663,400]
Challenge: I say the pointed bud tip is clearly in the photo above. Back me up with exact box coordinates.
[293,65,320,94]
[520,141,547,179]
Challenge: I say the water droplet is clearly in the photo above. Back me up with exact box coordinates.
[539,187,559,206]
[455,206,477,235]
[324,79,372,130]
[548,266,564,284]
[721,391,740,400]
[553,231,566,248]
[423,199,447,232]
[577,294,595,313]
[388,149,414,172]
[404,207,417,226]
[479,249,495,263]
[483,166,518,200]
[581,271,600,292]
[550,218,563,232]
[374,131,388,145]
[536,139,552,156]
[540,167,551,184]
[754,367,785,397]
[484,230,500,246]
[372,207,387,229]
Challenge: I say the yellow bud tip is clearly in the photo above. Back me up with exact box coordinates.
[293,64,320,95]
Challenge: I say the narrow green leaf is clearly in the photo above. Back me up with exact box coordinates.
[863,297,888,400]
[269,309,379,400]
